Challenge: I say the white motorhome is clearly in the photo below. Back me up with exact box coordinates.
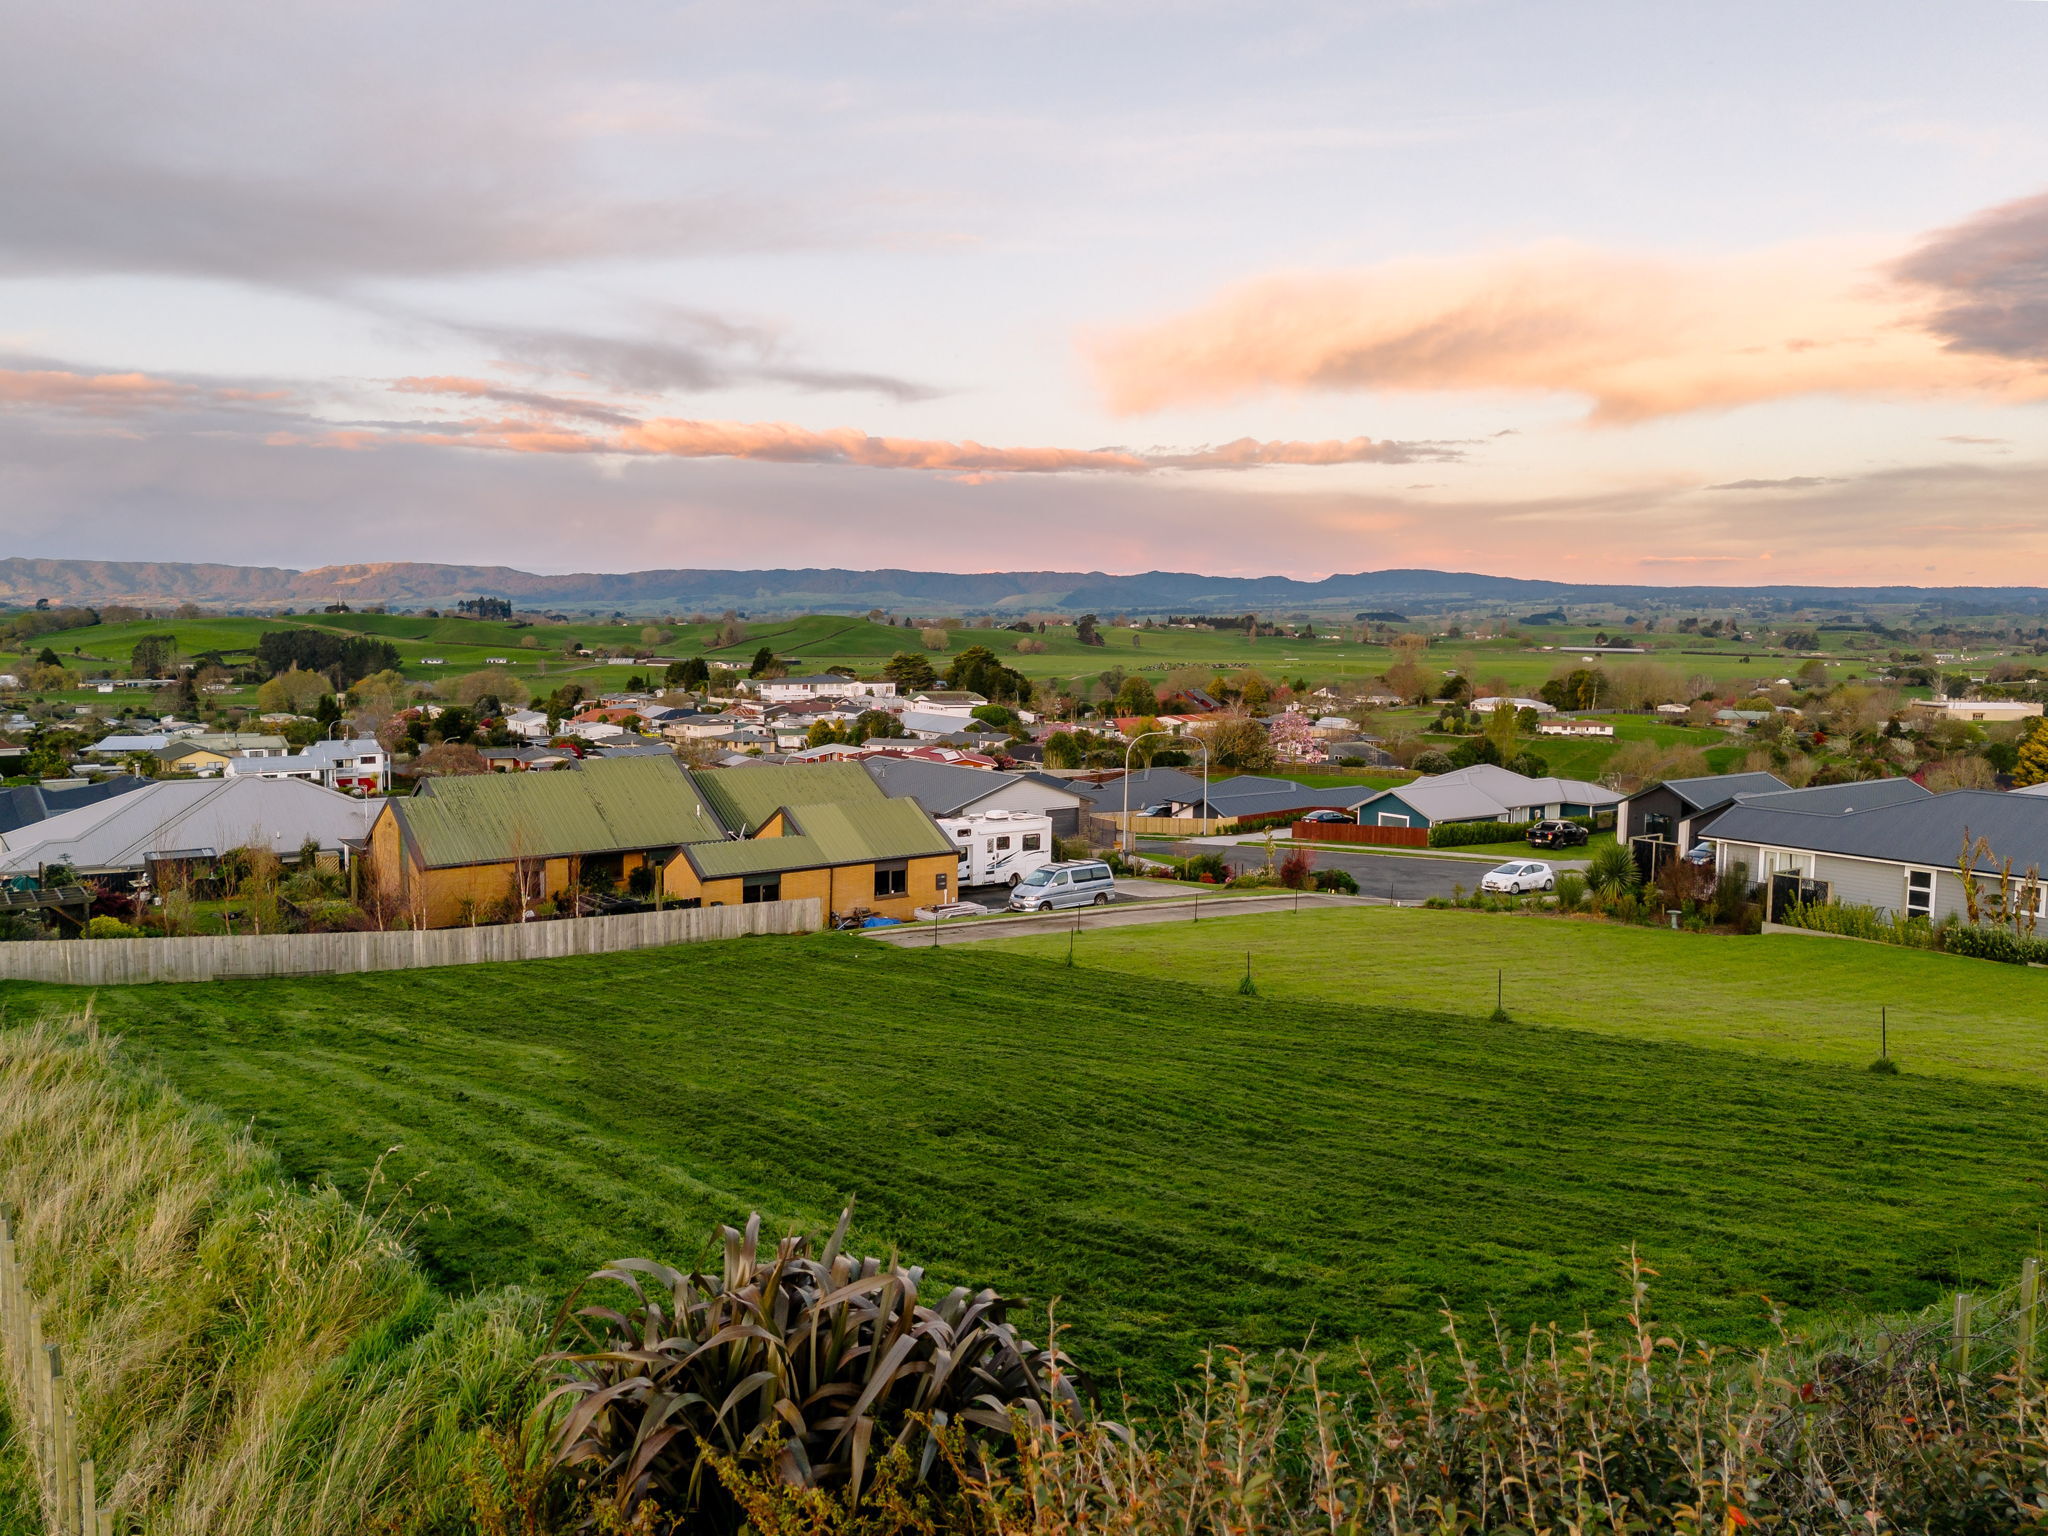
[935,809,1054,888]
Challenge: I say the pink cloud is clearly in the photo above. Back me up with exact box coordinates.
[1089,238,2048,423]
[0,367,198,412]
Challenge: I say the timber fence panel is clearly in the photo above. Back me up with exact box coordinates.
[1288,821,1429,848]
[0,898,823,986]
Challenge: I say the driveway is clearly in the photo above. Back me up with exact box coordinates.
[1154,841,1514,903]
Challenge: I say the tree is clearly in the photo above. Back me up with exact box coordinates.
[850,709,905,744]
[451,668,530,710]
[1482,701,1520,761]
[2014,719,2048,788]
[1195,716,1277,772]
[1075,614,1105,647]
[883,651,938,690]
[665,657,710,691]
[1540,669,1601,712]
[129,634,179,679]
[805,721,843,747]
[1266,711,1321,762]
[409,742,490,777]
[1238,673,1273,714]
[748,646,778,677]
[256,665,329,716]
[1411,748,1454,774]
[1043,730,1084,769]
[1505,750,1550,777]
[1112,675,1159,716]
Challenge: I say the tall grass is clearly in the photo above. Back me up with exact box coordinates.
[0,1012,555,1536]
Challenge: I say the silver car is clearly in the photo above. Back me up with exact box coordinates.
[1008,860,1117,912]
[1480,860,1555,894]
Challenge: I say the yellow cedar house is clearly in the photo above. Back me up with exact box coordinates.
[369,756,957,928]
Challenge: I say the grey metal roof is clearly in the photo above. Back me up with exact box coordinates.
[1654,772,1789,812]
[859,756,1080,816]
[0,775,152,838]
[1710,789,2048,872]
[1733,779,1929,815]
[0,778,377,874]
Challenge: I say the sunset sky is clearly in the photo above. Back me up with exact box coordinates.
[4,0,2047,585]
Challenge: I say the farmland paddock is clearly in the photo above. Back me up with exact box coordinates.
[0,898,821,985]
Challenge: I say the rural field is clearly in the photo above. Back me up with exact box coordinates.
[6,925,2044,1400]
[14,608,1893,704]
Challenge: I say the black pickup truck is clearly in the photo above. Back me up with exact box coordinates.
[1526,819,1590,849]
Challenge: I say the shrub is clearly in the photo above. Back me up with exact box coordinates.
[1552,872,1586,911]
[1181,852,1229,882]
[1411,749,1454,774]
[545,1209,1077,1522]
[1312,868,1358,894]
[1585,841,1639,895]
[1278,849,1314,889]
[1943,922,2048,965]
[84,915,142,939]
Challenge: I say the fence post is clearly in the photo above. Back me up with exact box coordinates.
[2020,1257,2041,1383]
[79,1455,97,1536]
[1951,1292,1974,1376]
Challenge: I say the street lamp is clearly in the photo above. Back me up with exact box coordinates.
[1119,730,1211,855]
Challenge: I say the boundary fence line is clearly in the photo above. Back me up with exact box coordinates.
[0,1206,111,1535]
[0,898,823,985]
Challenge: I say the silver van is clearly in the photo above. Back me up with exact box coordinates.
[1007,860,1116,912]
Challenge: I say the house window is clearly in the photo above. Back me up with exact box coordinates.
[936,872,948,891]
[742,876,782,904]
[874,861,909,898]
[1022,833,1042,852]
[1376,812,1410,827]
[1905,869,1934,919]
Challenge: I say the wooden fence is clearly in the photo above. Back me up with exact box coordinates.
[0,898,822,986]
[0,1208,110,1535]
[1288,821,1429,848]
[1090,814,1232,838]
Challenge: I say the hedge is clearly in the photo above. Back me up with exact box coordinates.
[1427,815,1595,849]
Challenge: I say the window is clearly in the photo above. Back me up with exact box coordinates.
[1377,812,1410,827]
[993,835,1011,850]
[874,861,908,898]
[1905,869,1934,919]
[1022,833,1042,852]
[742,876,781,904]
[936,872,948,891]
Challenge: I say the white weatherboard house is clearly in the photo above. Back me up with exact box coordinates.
[222,738,389,793]
[753,674,897,702]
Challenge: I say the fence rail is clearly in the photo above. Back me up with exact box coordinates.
[1,1208,109,1535]
[0,898,822,986]
[1091,814,1233,837]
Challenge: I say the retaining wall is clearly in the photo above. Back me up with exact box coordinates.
[0,898,823,986]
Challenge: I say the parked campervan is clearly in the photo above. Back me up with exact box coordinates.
[934,809,1055,888]
[1007,860,1115,912]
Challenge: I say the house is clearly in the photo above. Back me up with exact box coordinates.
[368,757,956,927]
[752,674,897,702]
[1616,772,1929,850]
[504,710,552,740]
[223,738,390,793]
[186,733,291,757]
[479,747,579,772]
[87,733,175,758]
[1536,719,1615,738]
[1351,764,1622,830]
[859,756,1087,835]
[1065,768,1380,824]
[1709,788,2046,923]
[907,691,988,719]
[1468,696,1556,716]
[1321,740,1397,768]
[0,777,376,880]
[899,710,1002,741]
[1907,699,2044,725]
[0,775,152,838]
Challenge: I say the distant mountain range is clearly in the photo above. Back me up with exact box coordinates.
[3,556,2045,616]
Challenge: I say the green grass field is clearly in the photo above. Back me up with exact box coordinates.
[5,928,2045,1398]
[987,907,2048,1088]
[10,610,1887,701]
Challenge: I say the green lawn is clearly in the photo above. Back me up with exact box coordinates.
[5,931,2046,1399]
[985,907,2048,1088]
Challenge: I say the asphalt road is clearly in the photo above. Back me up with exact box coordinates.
[1157,841,1526,903]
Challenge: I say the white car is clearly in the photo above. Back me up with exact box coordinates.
[1480,860,1555,894]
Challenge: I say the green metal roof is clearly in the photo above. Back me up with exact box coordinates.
[684,795,953,879]
[396,755,723,868]
[691,762,879,832]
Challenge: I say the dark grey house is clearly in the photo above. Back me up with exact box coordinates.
[1710,788,2044,923]
[0,775,152,838]
[1065,768,1379,823]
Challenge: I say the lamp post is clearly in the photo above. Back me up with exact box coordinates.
[1119,731,1210,855]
